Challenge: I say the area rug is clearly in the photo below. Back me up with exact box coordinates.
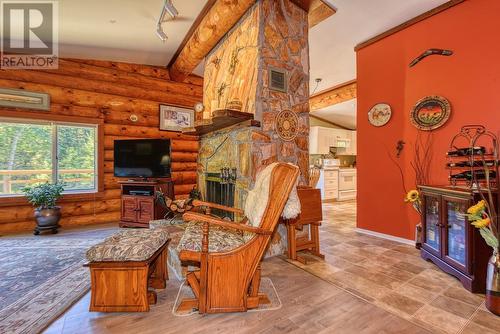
[0,226,117,334]
[172,277,282,316]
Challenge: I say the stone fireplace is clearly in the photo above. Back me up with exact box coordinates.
[197,0,309,256]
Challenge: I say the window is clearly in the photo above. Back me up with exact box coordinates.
[0,118,98,196]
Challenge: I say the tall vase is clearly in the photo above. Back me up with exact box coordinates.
[486,252,500,316]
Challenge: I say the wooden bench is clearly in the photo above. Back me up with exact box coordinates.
[85,229,170,312]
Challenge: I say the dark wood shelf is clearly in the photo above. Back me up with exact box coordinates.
[182,109,260,136]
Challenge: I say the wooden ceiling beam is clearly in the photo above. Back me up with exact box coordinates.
[309,80,356,111]
[168,0,256,82]
[169,0,335,82]
[308,0,336,28]
[310,114,354,130]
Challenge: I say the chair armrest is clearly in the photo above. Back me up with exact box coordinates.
[183,212,272,235]
[191,200,244,215]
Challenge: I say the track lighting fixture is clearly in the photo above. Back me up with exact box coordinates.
[156,0,178,42]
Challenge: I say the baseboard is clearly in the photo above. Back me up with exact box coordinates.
[355,228,415,246]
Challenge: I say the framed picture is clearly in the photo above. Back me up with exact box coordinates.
[159,105,194,131]
[410,96,451,131]
[0,88,50,111]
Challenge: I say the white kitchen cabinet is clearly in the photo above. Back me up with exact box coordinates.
[310,126,332,154]
[317,168,339,201]
[310,126,356,155]
[342,131,357,155]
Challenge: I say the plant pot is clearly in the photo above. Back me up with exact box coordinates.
[485,253,500,316]
[34,206,61,235]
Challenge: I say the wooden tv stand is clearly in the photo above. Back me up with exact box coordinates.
[119,179,174,228]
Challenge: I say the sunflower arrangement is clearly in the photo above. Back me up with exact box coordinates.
[405,189,422,215]
[467,200,499,262]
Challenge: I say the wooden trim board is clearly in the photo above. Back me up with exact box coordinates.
[355,228,415,246]
[355,0,466,51]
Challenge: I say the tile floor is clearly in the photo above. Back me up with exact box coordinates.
[287,201,500,334]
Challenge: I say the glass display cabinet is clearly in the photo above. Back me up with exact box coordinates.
[419,185,492,292]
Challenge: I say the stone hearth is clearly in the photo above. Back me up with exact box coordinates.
[197,0,309,257]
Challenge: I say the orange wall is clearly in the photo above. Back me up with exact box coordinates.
[356,0,500,239]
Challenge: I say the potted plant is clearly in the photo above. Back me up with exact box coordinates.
[23,182,64,235]
[467,198,499,315]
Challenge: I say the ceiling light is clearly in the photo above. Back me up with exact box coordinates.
[164,0,179,18]
[156,0,178,42]
[156,23,167,42]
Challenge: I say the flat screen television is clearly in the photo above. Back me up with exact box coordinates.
[114,139,171,178]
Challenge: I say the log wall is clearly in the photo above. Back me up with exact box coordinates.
[0,58,202,234]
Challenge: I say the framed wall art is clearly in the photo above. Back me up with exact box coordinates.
[0,88,50,111]
[368,103,392,127]
[159,105,194,132]
[410,96,451,131]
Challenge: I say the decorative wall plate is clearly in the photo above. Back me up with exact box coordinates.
[368,103,392,127]
[275,109,298,141]
[410,96,451,130]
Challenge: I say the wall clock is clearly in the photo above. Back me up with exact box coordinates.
[410,96,451,131]
[275,109,298,141]
[368,103,392,127]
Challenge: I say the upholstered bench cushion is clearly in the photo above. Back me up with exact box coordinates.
[149,217,186,229]
[86,229,170,262]
[177,221,248,253]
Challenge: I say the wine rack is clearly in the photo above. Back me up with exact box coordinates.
[447,125,499,189]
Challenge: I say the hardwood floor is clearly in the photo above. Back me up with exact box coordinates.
[41,201,500,333]
[286,201,500,334]
[44,256,431,334]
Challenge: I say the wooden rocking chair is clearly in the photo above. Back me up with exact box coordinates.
[176,162,299,314]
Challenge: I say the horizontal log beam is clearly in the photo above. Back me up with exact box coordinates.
[0,78,200,114]
[68,58,204,86]
[0,199,120,224]
[55,59,203,95]
[309,80,356,111]
[103,124,198,141]
[0,69,201,104]
[0,211,121,234]
[68,58,171,80]
[171,152,198,162]
[0,104,103,119]
[103,136,199,152]
[104,161,198,173]
[169,0,256,82]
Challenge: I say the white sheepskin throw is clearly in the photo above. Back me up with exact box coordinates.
[244,162,301,227]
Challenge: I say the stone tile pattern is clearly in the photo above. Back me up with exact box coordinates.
[200,0,310,193]
[288,201,500,334]
[203,4,259,117]
[258,0,310,185]
[197,127,288,257]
